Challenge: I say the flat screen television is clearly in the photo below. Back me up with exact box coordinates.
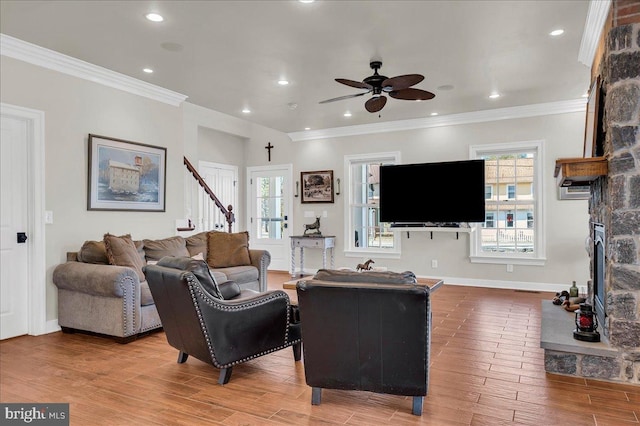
[379,159,486,224]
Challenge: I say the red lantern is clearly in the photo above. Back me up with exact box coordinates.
[573,303,600,342]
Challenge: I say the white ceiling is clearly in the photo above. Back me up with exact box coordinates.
[0,0,592,134]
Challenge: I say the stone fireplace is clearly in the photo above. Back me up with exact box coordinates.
[542,5,639,384]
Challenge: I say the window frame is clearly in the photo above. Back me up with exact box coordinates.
[343,151,401,259]
[469,140,546,266]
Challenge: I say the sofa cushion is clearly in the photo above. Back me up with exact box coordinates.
[103,234,146,281]
[313,269,417,284]
[143,236,189,261]
[139,281,155,306]
[185,232,208,257]
[156,256,224,299]
[206,231,251,268]
[213,265,258,285]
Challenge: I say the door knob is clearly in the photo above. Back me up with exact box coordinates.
[17,232,28,243]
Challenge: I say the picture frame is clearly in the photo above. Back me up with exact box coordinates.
[583,76,602,158]
[301,170,334,203]
[88,134,166,211]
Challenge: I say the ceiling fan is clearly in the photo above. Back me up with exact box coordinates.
[319,60,435,113]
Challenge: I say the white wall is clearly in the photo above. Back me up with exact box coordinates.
[1,57,184,321]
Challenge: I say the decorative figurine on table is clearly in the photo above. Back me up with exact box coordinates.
[356,259,375,271]
[303,217,322,236]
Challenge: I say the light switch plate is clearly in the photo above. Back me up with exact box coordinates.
[44,210,53,224]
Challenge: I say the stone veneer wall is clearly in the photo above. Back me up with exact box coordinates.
[588,21,640,383]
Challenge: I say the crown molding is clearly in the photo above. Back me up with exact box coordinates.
[288,98,587,142]
[578,0,611,67]
[0,34,188,107]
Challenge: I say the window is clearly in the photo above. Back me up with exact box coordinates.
[485,185,493,200]
[469,141,545,265]
[484,212,495,228]
[344,152,400,258]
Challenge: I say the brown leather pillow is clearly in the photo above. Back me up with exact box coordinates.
[104,233,146,281]
[206,231,251,268]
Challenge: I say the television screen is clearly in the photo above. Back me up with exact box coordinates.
[379,160,486,224]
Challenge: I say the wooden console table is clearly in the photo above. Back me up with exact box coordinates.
[290,235,335,277]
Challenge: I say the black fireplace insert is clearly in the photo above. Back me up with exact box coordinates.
[593,223,606,325]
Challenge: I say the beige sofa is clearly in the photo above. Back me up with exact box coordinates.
[52,231,270,343]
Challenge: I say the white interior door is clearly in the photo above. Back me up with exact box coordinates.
[247,165,293,271]
[0,114,30,339]
[198,161,238,232]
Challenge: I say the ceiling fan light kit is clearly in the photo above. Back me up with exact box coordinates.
[319,60,435,113]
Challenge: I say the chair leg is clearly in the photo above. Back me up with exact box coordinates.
[218,367,233,385]
[412,396,424,416]
[292,342,302,361]
[177,351,189,364]
[311,387,322,405]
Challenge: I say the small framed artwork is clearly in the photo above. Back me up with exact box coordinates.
[88,134,166,211]
[301,170,334,203]
[583,76,602,158]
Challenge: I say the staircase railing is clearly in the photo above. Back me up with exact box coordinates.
[183,157,235,233]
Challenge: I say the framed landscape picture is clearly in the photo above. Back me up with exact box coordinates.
[301,170,334,203]
[87,134,166,211]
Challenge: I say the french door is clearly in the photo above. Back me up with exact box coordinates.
[247,165,293,271]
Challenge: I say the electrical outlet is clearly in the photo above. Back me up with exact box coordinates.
[431,260,438,268]
[506,264,514,273]
[322,211,328,218]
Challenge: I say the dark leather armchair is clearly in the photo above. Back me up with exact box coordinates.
[145,257,301,384]
[296,269,431,416]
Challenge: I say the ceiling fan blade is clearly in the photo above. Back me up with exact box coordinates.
[382,74,424,91]
[336,78,373,90]
[365,96,387,113]
[389,88,435,101]
[319,91,371,104]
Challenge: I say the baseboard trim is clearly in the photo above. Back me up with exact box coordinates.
[416,274,563,293]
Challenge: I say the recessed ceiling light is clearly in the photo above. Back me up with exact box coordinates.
[299,0,315,3]
[242,108,251,114]
[489,92,501,99]
[143,68,153,74]
[430,112,438,116]
[343,112,352,117]
[305,127,311,130]
[550,29,564,36]
[278,80,289,85]
[145,13,164,22]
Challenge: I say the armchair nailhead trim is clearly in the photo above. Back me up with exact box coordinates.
[185,274,300,369]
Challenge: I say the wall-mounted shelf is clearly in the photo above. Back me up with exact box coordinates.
[554,157,607,187]
[391,226,473,239]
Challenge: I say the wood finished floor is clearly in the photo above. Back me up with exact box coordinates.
[1,271,638,425]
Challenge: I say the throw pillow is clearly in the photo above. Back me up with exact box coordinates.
[143,236,189,261]
[185,232,208,257]
[206,231,251,268]
[77,240,109,264]
[103,233,146,281]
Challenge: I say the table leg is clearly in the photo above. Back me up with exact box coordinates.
[322,248,327,269]
[290,244,296,277]
[330,247,334,269]
[300,247,304,276]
